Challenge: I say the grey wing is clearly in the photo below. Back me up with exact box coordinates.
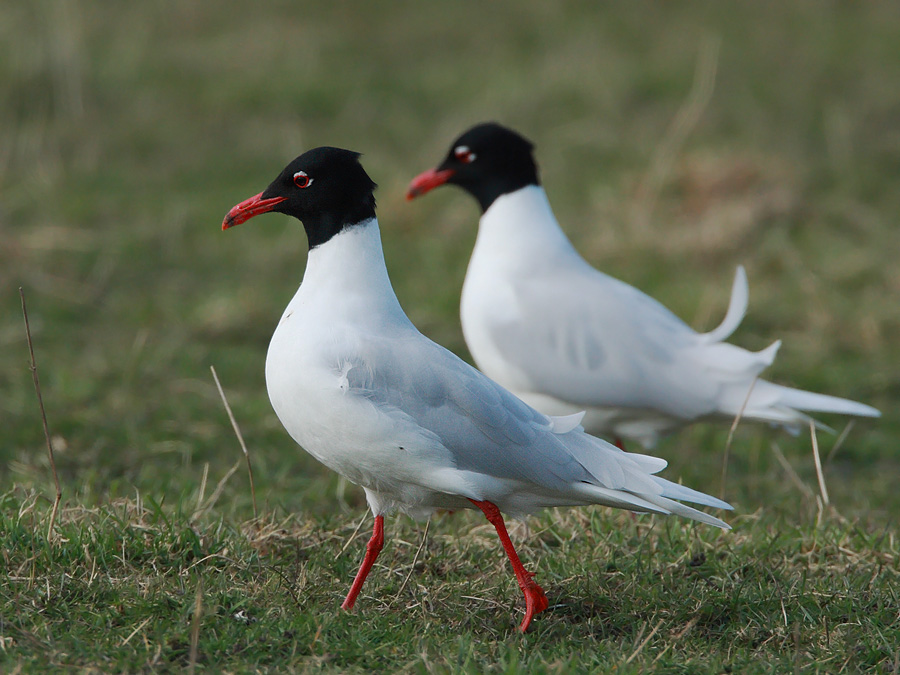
[344,334,594,491]
[486,268,729,418]
[340,332,732,526]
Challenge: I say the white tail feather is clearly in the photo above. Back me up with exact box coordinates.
[742,380,881,432]
[699,265,748,344]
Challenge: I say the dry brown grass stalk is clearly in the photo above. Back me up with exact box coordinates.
[809,420,830,506]
[632,35,720,234]
[625,618,665,665]
[720,376,757,500]
[191,459,241,522]
[338,511,371,556]
[210,365,258,518]
[396,519,430,600]
[188,578,203,674]
[770,441,814,501]
[19,287,61,542]
[825,421,854,465]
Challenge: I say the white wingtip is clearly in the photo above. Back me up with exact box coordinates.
[700,265,749,344]
[640,492,732,529]
[656,478,733,511]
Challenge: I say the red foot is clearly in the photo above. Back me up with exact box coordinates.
[468,499,548,632]
[341,514,384,610]
[519,574,549,632]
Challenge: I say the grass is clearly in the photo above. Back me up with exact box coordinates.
[2,1,898,672]
[3,489,898,672]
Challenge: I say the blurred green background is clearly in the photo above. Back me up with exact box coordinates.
[3,0,895,512]
[1,1,898,669]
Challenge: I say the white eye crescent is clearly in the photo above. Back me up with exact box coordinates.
[454,145,476,163]
[293,171,313,188]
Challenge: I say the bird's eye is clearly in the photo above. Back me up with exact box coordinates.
[293,171,313,188]
[454,146,476,163]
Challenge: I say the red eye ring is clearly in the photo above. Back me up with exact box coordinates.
[293,171,313,188]
[454,146,476,164]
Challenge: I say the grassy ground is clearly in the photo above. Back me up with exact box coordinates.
[2,1,898,672]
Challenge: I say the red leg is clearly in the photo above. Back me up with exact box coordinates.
[468,499,548,632]
[341,514,384,610]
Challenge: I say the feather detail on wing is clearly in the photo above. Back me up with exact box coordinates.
[343,336,731,528]
[548,411,586,433]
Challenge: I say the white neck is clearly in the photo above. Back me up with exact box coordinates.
[287,218,413,330]
[476,185,581,268]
